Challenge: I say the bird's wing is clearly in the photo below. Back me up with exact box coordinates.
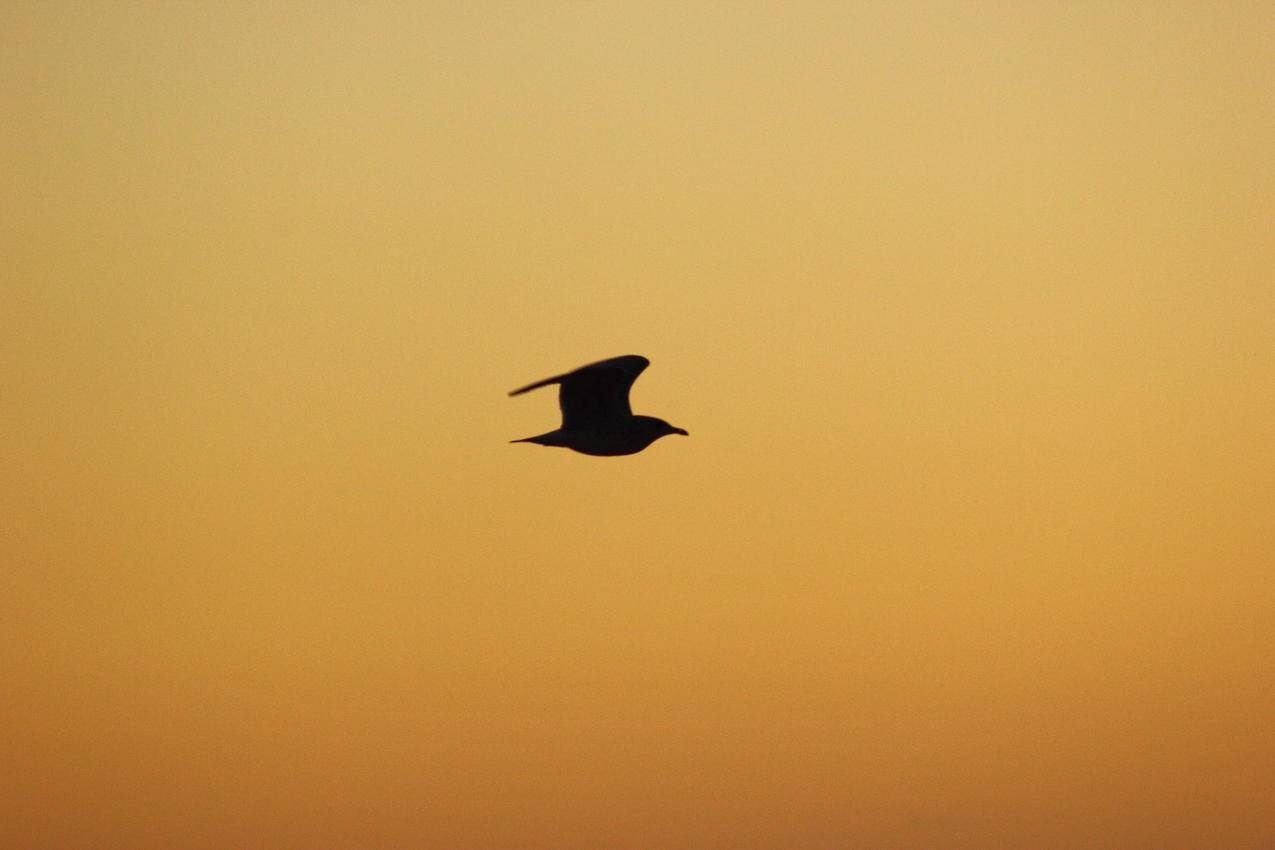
[509,355,649,430]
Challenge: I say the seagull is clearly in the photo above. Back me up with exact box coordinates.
[509,354,688,456]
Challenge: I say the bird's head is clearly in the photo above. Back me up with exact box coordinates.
[636,416,689,442]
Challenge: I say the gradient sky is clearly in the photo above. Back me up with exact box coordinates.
[3,3,1273,848]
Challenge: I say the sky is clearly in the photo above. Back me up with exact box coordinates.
[3,2,1273,848]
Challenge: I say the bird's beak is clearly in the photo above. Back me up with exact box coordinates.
[673,428,689,436]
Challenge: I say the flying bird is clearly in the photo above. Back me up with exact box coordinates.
[509,354,688,456]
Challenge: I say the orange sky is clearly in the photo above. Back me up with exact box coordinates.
[3,3,1272,848]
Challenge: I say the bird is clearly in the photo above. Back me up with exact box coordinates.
[508,354,688,456]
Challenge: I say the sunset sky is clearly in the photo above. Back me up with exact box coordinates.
[3,2,1272,848]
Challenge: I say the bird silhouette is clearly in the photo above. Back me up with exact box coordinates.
[509,354,688,456]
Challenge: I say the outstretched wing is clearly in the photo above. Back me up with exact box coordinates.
[509,355,649,430]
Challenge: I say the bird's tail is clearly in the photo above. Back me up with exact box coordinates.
[509,431,563,447]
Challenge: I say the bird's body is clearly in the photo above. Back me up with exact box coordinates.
[512,415,681,456]
[509,355,687,456]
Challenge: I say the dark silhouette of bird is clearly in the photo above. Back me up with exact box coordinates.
[508,354,688,456]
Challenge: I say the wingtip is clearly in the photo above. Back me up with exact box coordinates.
[508,375,560,397]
